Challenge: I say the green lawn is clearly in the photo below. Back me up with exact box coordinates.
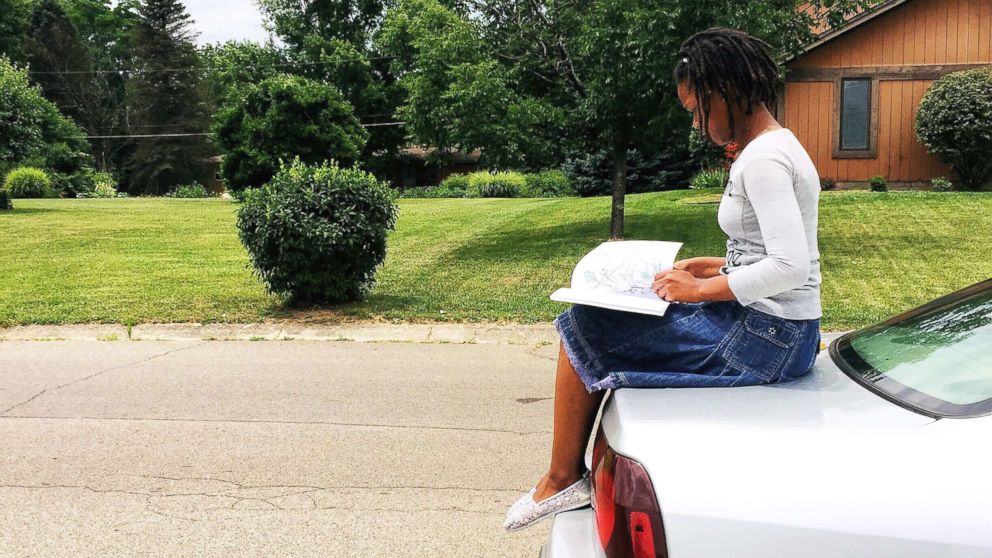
[1,191,990,331]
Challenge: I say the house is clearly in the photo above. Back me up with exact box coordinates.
[202,155,225,195]
[781,0,991,188]
[384,146,482,190]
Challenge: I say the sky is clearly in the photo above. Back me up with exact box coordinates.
[113,0,274,46]
[183,0,272,45]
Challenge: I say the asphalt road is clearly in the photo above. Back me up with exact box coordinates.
[0,340,566,557]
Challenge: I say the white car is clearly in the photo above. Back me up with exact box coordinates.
[541,279,992,558]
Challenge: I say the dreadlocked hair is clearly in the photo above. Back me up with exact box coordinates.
[673,28,782,143]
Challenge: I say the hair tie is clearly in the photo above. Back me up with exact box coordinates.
[682,57,689,64]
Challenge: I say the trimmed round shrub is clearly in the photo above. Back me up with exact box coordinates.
[4,167,52,198]
[170,182,210,198]
[869,175,888,192]
[916,67,992,191]
[0,189,12,210]
[690,167,728,190]
[236,159,398,303]
[931,176,953,192]
[524,169,573,197]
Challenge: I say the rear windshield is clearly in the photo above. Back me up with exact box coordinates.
[831,279,992,418]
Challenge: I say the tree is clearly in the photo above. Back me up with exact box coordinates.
[391,0,871,238]
[377,0,567,170]
[0,56,93,193]
[123,0,210,194]
[201,40,289,106]
[255,0,411,181]
[916,67,992,191]
[0,0,34,64]
[256,0,395,52]
[59,0,141,172]
[211,74,368,191]
[26,1,95,130]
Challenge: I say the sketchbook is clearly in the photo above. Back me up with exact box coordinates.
[550,240,683,317]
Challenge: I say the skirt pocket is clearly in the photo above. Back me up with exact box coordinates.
[720,309,801,382]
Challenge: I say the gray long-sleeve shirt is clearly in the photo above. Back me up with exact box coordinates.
[717,128,822,320]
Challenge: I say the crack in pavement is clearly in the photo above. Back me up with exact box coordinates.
[0,342,209,416]
[0,414,550,436]
[0,473,525,521]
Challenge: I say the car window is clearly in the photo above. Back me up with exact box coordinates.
[831,279,992,418]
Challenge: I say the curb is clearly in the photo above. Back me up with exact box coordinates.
[0,323,848,347]
[0,323,561,346]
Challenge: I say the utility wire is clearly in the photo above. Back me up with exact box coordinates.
[72,121,406,139]
[26,55,399,76]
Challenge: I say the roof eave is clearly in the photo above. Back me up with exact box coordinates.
[785,0,913,65]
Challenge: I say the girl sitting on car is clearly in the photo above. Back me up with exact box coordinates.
[505,27,824,531]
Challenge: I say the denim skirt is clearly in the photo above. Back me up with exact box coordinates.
[553,301,821,393]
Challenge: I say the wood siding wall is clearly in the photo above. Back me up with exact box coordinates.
[784,0,991,183]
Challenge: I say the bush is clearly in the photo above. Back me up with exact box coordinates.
[523,169,573,197]
[78,174,123,198]
[236,159,398,303]
[820,177,837,191]
[0,189,12,210]
[399,183,467,198]
[916,67,992,191]
[484,172,525,198]
[439,173,471,193]
[687,128,725,171]
[930,176,953,192]
[690,167,728,190]
[0,57,92,184]
[4,167,52,198]
[171,182,210,198]
[464,171,526,198]
[92,173,118,198]
[562,145,697,197]
[869,175,888,192]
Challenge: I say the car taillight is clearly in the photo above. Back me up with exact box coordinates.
[592,425,667,558]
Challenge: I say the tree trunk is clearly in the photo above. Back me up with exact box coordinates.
[609,138,626,240]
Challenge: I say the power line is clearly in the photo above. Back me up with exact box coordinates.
[72,121,406,139]
[26,55,399,76]
[85,114,398,133]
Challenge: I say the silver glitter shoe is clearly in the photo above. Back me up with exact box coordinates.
[503,470,592,532]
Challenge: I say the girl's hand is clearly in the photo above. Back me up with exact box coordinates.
[652,269,705,303]
[673,258,705,278]
[673,257,726,279]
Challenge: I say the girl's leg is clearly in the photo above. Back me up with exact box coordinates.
[532,341,605,502]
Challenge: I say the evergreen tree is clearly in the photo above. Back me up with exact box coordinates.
[0,0,34,64]
[27,1,94,127]
[124,0,209,195]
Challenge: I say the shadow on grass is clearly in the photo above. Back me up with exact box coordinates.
[3,207,59,216]
[264,292,424,320]
[441,211,727,267]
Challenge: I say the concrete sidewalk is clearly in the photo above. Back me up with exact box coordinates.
[0,339,562,557]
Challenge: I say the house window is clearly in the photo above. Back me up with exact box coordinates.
[833,77,877,159]
[840,79,870,150]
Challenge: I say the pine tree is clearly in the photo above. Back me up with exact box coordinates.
[26,0,111,162]
[124,0,209,195]
[0,0,33,64]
